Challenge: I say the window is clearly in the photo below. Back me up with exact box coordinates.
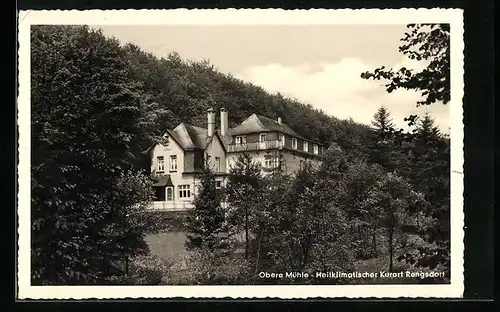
[259,133,266,142]
[166,187,174,201]
[303,141,308,152]
[264,156,279,169]
[215,181,222,189]
[179,185,191,198]
[292,138,298,149]
[215,157,220,172]
[264,159,274,168]
[207,155,211,167]
[235,136,246,145]
[157,156,165,172]
[278,134,284,146]
[170,155,177,171]
[313,144,319,155]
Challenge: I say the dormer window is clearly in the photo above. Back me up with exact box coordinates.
[292,138,298,149]
[313,144,319,155]
[303,141,308,152]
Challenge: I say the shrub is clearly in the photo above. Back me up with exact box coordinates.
[137,210,188,234]
[107,254,172,285]
[166,251,253,285]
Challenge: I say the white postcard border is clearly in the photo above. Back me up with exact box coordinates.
[17,8,464,299]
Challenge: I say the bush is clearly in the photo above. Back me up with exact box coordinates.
[166,251,253,285]
[107,254,172,285]
[136,211,188,234]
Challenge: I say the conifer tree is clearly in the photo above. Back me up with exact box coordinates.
[371,105,395,132]
[185,164,226,251]
[225,153,262,259]
[369,105,397,169]
[414,113,442,157]
[399,113,450,276]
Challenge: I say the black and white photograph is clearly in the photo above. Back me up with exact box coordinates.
[17,9,464,298]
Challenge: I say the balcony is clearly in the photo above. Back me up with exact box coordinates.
[148,200,194,211]
[148,201,229,212]
[227,140,284,153]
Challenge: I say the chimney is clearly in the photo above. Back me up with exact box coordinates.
[207,107,215,136]
[277,117,282,125]
[220,107,228,136]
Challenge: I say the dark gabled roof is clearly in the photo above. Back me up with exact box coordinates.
[152,175,174,187]
[146,113,323,153]
[171,123,208,150]
[229,114,309,140]
[206,131,227,153]
[149,123,227,152]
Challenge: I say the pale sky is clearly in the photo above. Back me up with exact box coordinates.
[97,25,449,133]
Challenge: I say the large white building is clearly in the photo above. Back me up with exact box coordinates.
[145,108,324,211]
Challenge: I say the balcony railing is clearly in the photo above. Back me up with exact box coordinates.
[147,200,229,212]
[148,200,194,211]
[227,140,284,153]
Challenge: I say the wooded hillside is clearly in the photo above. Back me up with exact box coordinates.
[121,43,373,158]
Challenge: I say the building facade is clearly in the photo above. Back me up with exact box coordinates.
[146,108,324,211]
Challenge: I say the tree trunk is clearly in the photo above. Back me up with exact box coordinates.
[245,205,249,260]
[388,214,395,272]
[372,229,377,257]
[253,226,264,284]
[125,256,129,276]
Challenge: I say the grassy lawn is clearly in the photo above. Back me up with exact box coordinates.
[145,232,189,263]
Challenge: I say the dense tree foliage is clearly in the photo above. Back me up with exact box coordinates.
[395,115,450,275]
[185,166,227,251]
[225,153,263,259]
[31,26,161,284]
[362,172,429,271]
[361,23,451,275]
[361,24,450,106]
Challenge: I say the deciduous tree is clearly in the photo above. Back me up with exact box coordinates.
[361,24,450,106]
[363,172,428,271]
[31,25,156,284]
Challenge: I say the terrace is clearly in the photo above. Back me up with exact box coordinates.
[227,140,283,153]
